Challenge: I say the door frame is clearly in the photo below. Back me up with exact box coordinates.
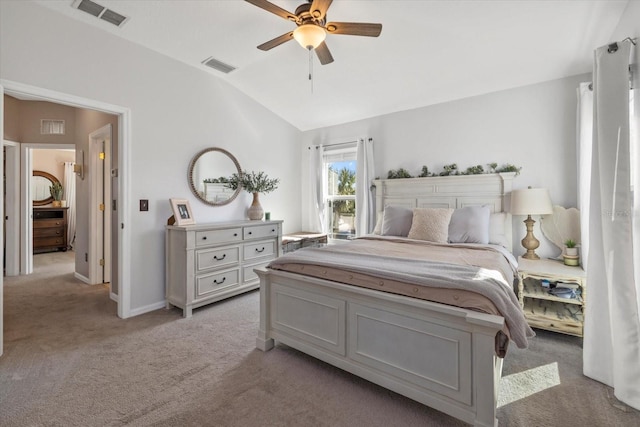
[21,143,76,275]
[3,140,20,276]
[1,79,133,322]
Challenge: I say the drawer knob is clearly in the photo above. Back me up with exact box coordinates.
[202,236,207,240]
[234,233,238,237]
[255,247,265,253]
[248,231,252,235]
[213,277,226,285]
[213,254,226,261]
[271,229,275,232]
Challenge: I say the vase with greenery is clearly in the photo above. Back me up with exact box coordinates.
[227,170,279,220]
[50,182,64,207]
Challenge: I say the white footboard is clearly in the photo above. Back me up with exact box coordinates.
[256,268,504,427]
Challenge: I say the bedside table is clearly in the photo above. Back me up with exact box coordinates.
[517,257,587,337]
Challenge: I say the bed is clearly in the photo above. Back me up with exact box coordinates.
[255,172,531,427]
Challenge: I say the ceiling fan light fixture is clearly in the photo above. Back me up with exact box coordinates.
[293,24,326,49]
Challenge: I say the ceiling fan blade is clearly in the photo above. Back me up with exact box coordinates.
[257,31,294,51]
[325,22,382,37]
[245,0,297,22]
[309,0,333,21]
[315,41,334,65]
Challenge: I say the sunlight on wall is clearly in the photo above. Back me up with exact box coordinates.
[498,362,561,408]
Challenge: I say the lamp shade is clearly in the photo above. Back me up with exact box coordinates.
[293,24,326,49]
[510,188,553,215]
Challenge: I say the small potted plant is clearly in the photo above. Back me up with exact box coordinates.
[50,182,64,207]
[227,170,279,220]
[563,239,579,266]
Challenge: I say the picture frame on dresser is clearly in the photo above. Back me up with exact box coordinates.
[170,198,195,226]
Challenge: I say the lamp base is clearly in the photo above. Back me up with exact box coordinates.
[521,215,541,260]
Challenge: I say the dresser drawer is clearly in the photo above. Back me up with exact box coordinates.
[244,240,276,261]
[34,237,65,247]
[243,261,271,285]
[33,218,65,229]
[33,227,65,238]
[195,268,240,298]
[244,224,279,240]
[196,246,240,272]
[195,227,242,247]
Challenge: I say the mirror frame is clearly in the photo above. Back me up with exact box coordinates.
[188,147,242,206]
[32,170,60,207]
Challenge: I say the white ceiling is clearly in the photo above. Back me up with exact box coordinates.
[35,0,629,131]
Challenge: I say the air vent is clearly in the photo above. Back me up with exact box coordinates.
[202,57,237,74]
[72,0,129,27]
[41,120,65,135]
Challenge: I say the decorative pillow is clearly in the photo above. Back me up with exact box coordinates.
[372,214,383,235]
[448,205,491,244]
[489,212,510,248]
[381,205,413,237]
[407,208,454,243]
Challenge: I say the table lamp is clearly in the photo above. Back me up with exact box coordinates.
[510,187,553,260]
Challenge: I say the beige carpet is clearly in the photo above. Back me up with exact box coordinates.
[1,251,639,426]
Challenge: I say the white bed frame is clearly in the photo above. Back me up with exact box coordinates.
[256,173,516,427]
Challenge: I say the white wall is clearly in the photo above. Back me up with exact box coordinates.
[301,74,590,258]
[1,1,302,313]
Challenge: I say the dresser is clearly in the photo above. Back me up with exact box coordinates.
[166,220,283,317]
[33,207,68,253]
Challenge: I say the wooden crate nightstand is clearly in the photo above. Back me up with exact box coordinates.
[517,257,587,337]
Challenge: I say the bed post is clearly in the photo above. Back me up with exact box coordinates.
[255,268,275,351]
[471,326,502,427]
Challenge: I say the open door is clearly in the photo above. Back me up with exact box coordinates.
[89,124,111,286]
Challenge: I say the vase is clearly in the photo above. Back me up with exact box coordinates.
[565,247,578,256]
[52,200,62,207]
[247,192,264,220]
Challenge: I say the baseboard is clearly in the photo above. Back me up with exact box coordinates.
[110,292,119,303]
[74,272,90,284]
[129,301,167,317]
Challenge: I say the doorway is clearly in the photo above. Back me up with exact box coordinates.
[0,79,133,343]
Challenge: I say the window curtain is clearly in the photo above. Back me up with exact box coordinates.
[355,138,375,236]
[582,39,640,410]
[308,144,326,233]
[577,82,593,269]
[63,162,77,249]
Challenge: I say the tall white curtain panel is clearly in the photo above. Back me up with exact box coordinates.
[63,162,77,248]
[355,138,375,236]
[577,82,593,270]
[308,144,325,233]
[582,39,640,410]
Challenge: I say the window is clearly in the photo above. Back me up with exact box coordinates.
[324,145,357,241]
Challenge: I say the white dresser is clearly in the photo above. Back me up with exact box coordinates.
[166,220,283,317]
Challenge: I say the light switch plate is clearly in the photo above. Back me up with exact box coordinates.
[140,199,149,211]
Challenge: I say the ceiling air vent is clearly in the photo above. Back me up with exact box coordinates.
[72,0,129,27]
[202,57,237,74]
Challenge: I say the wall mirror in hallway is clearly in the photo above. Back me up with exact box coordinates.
[31,170,59,206]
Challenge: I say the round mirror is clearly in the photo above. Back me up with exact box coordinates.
[188,147,242,206]
[32,170,59,206]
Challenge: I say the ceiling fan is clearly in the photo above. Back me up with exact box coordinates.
[245,0,382,65]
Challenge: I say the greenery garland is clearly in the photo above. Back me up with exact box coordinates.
[387,163,521,179]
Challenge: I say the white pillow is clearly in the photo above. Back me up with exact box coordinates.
[448,205,490,244]
[372,214,383,235]
[381,205,413,237]
[489,212,510,248]
[407,208,454,243]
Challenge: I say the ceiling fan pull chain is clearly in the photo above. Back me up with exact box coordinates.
[308,46,314,93]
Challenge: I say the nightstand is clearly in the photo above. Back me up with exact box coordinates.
[517,257,587,337]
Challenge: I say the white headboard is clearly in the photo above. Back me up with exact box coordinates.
[372,172,516,251]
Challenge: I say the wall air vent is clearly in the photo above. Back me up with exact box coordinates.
[72,0,129,27]
[202,57,237,74]
[41,120,66,135]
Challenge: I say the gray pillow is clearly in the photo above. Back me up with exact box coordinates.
[448,205,491,244]
[381,205,413,237]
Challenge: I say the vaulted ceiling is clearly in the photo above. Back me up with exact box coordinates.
[36,0,629,131]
